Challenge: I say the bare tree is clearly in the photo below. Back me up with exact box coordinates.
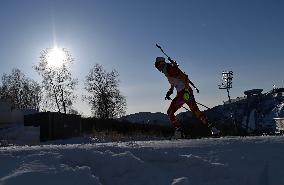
[34,48,78,113]
[0,68,41,110]
[84,64,126,119]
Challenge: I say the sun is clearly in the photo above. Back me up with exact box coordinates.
[46,47,66,68]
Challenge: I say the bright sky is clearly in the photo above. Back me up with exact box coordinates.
[0,0,283,116]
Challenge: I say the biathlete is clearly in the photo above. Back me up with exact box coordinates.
[155,57,220,138]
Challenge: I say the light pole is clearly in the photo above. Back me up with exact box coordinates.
[219,71,237,134]
[219,71,233,103]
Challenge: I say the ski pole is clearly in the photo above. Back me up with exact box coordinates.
[167,98,210,110]
[196,102,210,109]
[183,102,210,110]
[182,105,190,112]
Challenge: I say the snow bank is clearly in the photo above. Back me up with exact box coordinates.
[1,136,284,185]
[0,124,40,146]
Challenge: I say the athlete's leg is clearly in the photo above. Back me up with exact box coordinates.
[186,95,208,125]
[167,93,185,128]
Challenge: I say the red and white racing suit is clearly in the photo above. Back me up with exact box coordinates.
[162,64,208,129]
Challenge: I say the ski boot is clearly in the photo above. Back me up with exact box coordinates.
[208,123,221,136]
[173,127,185,139]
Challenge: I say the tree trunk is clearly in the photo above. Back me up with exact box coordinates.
[53,86,61,113]
[60,87,66,114]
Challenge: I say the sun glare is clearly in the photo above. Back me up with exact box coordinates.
[46,47,66,68]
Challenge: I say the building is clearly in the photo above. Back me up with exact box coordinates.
[11,108,39,124]
[0,99,12,125]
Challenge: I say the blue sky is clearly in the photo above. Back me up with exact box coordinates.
[0,0,283,116]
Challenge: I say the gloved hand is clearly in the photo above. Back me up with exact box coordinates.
[168,57,178,66]
[168,57,173,62]
[195,87,200,93]
[165,89,173,100]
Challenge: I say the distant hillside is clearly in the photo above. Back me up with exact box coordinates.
[120,112,170,126]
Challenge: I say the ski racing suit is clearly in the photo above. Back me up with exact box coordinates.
[161,63,208,129]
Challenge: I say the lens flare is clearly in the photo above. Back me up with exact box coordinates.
[46,47,66,68]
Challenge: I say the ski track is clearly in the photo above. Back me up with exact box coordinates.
[1,136,284,185]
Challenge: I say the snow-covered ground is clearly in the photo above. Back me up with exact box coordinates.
[1,136,284,185]
[0,124,40,146]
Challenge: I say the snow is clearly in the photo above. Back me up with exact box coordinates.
[0,124,40,146]
[1,136,284,185]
